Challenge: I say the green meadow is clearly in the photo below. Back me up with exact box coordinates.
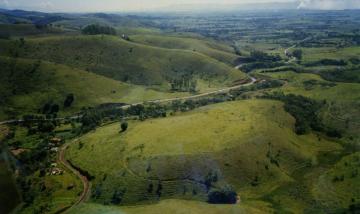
[66,100,342,211]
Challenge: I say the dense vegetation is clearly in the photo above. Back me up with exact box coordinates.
[81,24,116,35]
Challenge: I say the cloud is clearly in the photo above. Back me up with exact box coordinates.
[39,1,54,10]
[1,0,10,7]
[298,0,360,10]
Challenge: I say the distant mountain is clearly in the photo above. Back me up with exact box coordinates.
[158,1,300,12]
[0,9,69,25]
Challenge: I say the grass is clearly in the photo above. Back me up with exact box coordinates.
[0,24,64,38]
[18,167,83,214]
[0,56,190,120]
[131,34,238,65]
[263,71,360,138]
[69,199,272,214]
[301,46,360,63]
[0,35,246,86]
[311,152,360,211]
[66,99,341,206]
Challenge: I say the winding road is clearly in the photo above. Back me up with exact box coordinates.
[0,74,256,125]
[119,75,257,109]
[0,66,257,213]
[57,141,91,213]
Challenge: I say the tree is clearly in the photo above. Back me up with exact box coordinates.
[38,121,55,132]
[121,122,128,132]
[292,49,303,61]
[82,24,116,35]
[50,104,60,114]
[64,94,75,107]
[208,185,237,204]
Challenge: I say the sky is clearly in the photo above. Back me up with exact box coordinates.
[0,0,359,12]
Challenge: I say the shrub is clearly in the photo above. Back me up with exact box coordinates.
[208,185,237,204]
[64,94,75,107]
[121,122,128,132]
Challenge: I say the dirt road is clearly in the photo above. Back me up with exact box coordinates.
[58,142,91,212]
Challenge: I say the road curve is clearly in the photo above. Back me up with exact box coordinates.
[0,73,256,125]
[119,75,257,110]
[58,141,91,213]
[0,65,256,213]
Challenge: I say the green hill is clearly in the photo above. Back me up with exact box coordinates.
[0,56,189,120]
[130,34,238,65]
[70,200,272,214]
[312,152,360,212]
[263,71,360,139]
[0,24,65,38]
[0,35,246,88]
[66,100,340,208]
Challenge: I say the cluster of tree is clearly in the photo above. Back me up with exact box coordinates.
[241,61,285,73]
[304,59,348,67]
[76,79,285,134]
[302,80,336,90]
[64,94,75,108]
[349,57,360,65]
[21,115,57,133]
[260,65,303,74]
[81,24,116,35]
[80,109,104,133]
[41,102,59,115]
[120,122,128,132]
[229,80,284,98]
[15,139,52,206]
[236,50,283,73]
[263,92,324,135]
[207,185,237,204]
[291,49,303,61]
[319,67,360,83]
[204,171,219,191]
[263,92,342,138]
[170,76,197,93]
[111,188,126,204]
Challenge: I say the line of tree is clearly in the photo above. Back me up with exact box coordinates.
[170,76,197,93]
[262,92,342,138]
[81,24,116,35]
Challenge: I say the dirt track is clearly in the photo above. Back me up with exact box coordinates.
[58,142,91,213]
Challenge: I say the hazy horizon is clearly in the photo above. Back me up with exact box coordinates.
[1,0,360,12]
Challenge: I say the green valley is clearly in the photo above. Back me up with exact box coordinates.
[0,5,359,214]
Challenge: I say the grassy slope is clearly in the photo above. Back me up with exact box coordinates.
[301,46,360,63]
[69,200,272,214]
[66,100,340,206]
[0,35,246,87]
[18,168,83,214]
[0,56,189,120]
[0,24,64,37]
[130,34,238,65]
[264,71,360,138]
[311,152,360,212]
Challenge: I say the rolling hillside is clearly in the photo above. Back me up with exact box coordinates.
[0,56,189,120]
[66,100,341,211]
[0,35,246,87]
[130,34,238,65]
